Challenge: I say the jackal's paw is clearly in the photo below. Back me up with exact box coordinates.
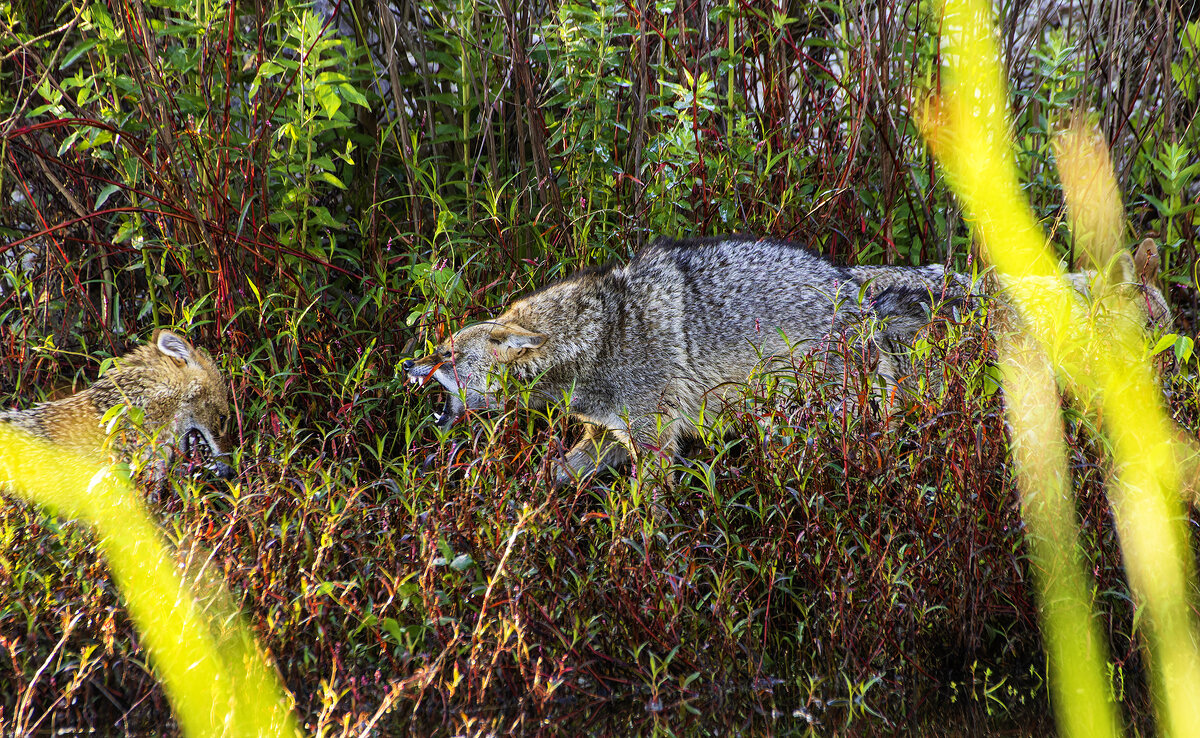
[550,453,596,489]
[550,459,577,490]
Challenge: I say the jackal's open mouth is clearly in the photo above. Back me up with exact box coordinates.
[180,429,236,479]
[432,391,466,428]
[415,384,465,428]
[181,428,217,460]
[407,372,465,428]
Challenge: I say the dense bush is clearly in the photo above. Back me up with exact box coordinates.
[0,0,1196,732]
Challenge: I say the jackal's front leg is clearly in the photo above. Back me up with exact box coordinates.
[552,423,631,488]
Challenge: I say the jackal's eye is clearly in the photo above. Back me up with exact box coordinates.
[218,413,229,429]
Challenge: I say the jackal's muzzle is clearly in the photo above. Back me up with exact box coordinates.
[180,426,235,480]
[403,356,471,428]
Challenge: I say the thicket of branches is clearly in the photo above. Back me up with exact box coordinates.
[2,0,1195,395]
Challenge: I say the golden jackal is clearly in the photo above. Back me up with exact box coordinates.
[405,236,1169,486]
[0,330,234,478]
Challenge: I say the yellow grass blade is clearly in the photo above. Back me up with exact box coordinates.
[924,0,1200,735]
[0,427,300,738]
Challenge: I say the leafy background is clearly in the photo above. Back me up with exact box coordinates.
[0,0,1197,733]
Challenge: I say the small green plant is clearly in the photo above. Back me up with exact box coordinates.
[260,8,370,258]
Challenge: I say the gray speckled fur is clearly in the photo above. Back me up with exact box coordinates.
[848,262,977,382]
[849,253,1171,337]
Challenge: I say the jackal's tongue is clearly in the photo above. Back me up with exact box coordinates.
[433,393,465,428]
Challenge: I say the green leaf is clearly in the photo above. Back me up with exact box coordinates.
[1152,333,1178,356]
[1174,335,1194,364]
[113,219,136,244]
[307,205,341,228]
[316,171,347,189]
[247,277,262,305]
[397,575,419,599]
[60,40,97,70]
[339,83,369,107]
[316,86,342,118]
[94,183,121,210]
[382,617,404,643]
[1142,193,1168,215]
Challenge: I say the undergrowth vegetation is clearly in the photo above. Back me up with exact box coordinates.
[0,0,1197,733]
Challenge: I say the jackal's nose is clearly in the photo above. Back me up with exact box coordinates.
[402,358,414,371]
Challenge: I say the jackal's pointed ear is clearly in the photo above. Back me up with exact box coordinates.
[489,323,547,363]
[1134,237,1161,283]
[155,330,199,367]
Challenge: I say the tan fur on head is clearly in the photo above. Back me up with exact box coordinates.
[155,329,204,367]
[402,319,552,429]
[487,323,547,363]
[0,330,233,477]
[1134,238,1161,285]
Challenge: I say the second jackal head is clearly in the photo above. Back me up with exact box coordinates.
[0,330,234,478]
[403,321,547,429]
